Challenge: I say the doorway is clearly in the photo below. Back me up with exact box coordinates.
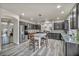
[1,17,15,49]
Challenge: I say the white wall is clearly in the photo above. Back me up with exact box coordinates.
[13,18,19,44]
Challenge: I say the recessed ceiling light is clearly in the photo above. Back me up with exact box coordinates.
[61,11,64,14]
[30,18,33,20]
[57,17,60,20]
[21,13,24,16]
[57,5,62,9]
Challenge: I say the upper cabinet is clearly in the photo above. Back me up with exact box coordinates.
[70,4,78,29]
[64,20,69,30]
[54,22,64,30]
[64,4,78,30]
[78,4,79,29]
[28,23,41,30]
[54,4,79,30]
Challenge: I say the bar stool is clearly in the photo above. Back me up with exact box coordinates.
[45,34,48,47]
[28,33,35,52]
[41,34,48,47]
[41,37,46,46]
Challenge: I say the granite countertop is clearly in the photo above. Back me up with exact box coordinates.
[61,33,79,44]
[34,33,46,38]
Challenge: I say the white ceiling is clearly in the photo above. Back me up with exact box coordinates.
[0,3,75,23]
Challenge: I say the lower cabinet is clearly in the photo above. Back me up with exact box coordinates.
[65,42,79,56]
[47,33,61,40]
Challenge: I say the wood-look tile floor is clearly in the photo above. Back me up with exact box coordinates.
[0,41,36,56]
[2,43,17,50]
[0,41,55,56]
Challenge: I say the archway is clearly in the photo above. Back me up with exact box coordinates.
[0,16,19,50]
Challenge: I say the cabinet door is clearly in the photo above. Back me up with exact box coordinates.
[70,5,78,29]
[54,23,59,30]
[66,42,78,56]
[64,20,69,30]
[54,22,64,30]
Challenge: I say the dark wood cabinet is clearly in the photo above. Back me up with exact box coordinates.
[34,25,41,29]
[70,11,77,29]
[47,33,61,40]
[65,42,79,56]
[70,4,78,29]
[28,24,41,30]
[54,22,64,30]
[64,20,69,30]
